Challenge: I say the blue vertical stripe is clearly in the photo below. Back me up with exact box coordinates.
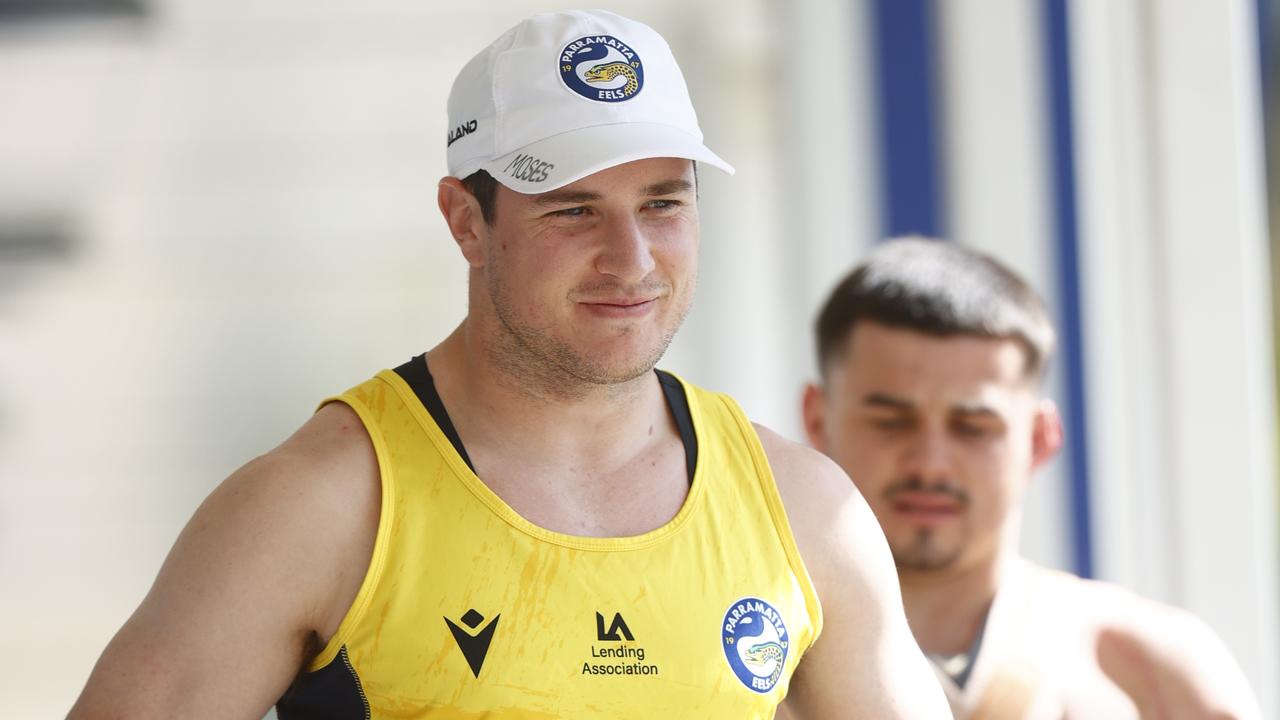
[1044,0,1095,578]
[1259,0,1274,109]
[870,0,945,238]
[1259,0,1269,204]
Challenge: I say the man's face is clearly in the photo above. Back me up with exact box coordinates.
[803,321,1060,574]
[478,157,698,387]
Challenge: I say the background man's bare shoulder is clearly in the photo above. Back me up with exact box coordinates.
[69,401,382,719]
[1024,563,1261,720]
[1088,579,1260,719]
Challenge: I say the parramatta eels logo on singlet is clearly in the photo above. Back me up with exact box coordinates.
[721,597,789,693]
[559,34,644,102]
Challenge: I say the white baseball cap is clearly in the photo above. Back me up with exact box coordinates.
[445,9,735,193]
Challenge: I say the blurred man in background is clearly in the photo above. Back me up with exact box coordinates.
[69,11,947,719]
[802,237,1260,719]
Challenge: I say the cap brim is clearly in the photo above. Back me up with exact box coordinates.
[479,122,734,194]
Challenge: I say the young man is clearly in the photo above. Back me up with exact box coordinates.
[70,11,948,719]
[802,237,1261,719]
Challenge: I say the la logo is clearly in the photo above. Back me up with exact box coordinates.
[595,611,635,641]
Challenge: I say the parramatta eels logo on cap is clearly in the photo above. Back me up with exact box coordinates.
[559,35,644,103]
[721,597,789,694]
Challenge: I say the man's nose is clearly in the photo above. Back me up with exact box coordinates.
[902,430,954,486]
[595,213,656,283]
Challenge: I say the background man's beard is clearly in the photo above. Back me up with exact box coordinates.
[882,475,970,571]
[891,529,965,571]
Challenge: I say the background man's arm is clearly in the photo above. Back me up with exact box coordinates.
[1096,596,1262,720]
[68,403,380,719]
[756,425,951,719]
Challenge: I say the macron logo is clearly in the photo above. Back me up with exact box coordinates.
[444,609,500,678]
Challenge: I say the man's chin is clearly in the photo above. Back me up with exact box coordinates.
[888,535,965,572]
[572,337,676,383]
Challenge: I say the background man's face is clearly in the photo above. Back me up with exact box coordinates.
[480,157,699,386]
[805,321,1058,574]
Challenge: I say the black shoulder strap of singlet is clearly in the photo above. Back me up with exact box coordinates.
[393,354,476,472]
[392,354,698,485]
[656,369,698,484]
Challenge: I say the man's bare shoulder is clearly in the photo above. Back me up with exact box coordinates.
[750,422,903,585]
[267,400,381,501]
[1025,561,1229,643]
[750,423,870,580]
[213,402,382,577]
[751,423,855,519]
[1021,561,1261,719]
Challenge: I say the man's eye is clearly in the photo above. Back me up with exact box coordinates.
[552,207,588,217]
[646,199,681,210]
[870,417,911,431]
[952,422,992,438]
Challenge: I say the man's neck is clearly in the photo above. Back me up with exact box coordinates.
[899,550,1015,656]
[425,322,671,478]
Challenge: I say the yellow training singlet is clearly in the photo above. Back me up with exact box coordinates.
[277,360,822,719]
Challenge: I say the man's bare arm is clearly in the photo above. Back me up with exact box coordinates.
[755,425,951,719]
[68,403,380,719]
[1096,595,1261,720]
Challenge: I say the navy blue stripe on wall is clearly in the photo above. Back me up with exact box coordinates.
[1259,0,1274,110]
[1044,0,1095,579]
[1259,0,1275,186]
[870,0,945,238]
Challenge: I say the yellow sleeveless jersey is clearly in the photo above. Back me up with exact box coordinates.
[277,362,822,719]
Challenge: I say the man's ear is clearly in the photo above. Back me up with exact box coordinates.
[1031,397,1063,471]
[437,177,488,268]
[801,382,829,453]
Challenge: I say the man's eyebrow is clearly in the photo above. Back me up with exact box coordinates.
[532,189,602,206]
[642,179,695,196]
[863,392,914,410]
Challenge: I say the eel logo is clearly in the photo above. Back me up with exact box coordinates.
[721,597,789,694]
[445,608,500,678]
[596,611,635,641]
[559,34,644,102]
